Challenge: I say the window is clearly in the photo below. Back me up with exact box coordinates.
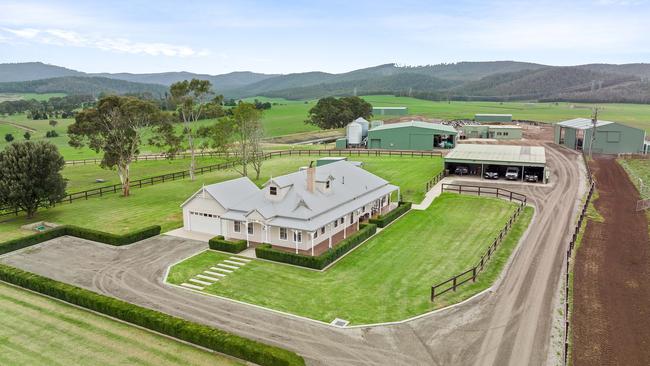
[314,230,318,238]
[504,132,509,136]
[321,227,325,235]
[247,223,254,235]
[350,212,354,224]
[325,180,330,189]
[270,186,277,195]
[293,231,302,242]
[234,221,241,233]
[340,217,344,225]
[334,220,338,228]
[280,227,287,240]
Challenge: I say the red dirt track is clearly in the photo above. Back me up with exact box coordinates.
[572,156,650,366]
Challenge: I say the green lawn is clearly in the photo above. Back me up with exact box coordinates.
[0,282,240,365]
[618,158,650,199]
[362,95,650,132]
[0,155,442,242]
[167,193,533,324]
[0,93,66,102]
[62,156,228,192]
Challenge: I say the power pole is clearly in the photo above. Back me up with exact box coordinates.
[589,107,599,158]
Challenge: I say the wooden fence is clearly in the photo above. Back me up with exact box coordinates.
[425,171,445,192]
[563,154,596,365]
[430,184,527,302]
[1,149,444,218]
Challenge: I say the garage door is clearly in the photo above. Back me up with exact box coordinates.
[187,211,221,235]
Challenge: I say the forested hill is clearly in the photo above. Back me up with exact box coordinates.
[0,76,168,96]
[2,61,650,103]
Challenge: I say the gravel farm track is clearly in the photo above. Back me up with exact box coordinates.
[572,156,650,366]
[0,143,585,366]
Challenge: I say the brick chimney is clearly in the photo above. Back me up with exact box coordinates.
[306,161,315,193]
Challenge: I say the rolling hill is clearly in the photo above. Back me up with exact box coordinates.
[2,61,650,103]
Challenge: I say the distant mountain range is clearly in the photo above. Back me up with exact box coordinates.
[1,61,650,103]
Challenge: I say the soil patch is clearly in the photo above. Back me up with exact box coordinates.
[572,156,650,365]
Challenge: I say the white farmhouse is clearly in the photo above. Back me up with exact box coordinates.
[181,161,399,256]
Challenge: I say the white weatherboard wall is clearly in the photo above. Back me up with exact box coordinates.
[183,194,226,235]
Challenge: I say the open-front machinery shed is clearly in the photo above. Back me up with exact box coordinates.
[444,144,547,182]
[554,118,646,154]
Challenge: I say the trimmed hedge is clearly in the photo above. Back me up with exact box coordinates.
[0,225,161,255]
[369,202,412,228]
[209,235,247,253]
[0,265,305,366]
[255,223,377,270]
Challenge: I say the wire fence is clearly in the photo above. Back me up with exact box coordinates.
[1,149,444,218]
[562,153,596,366]
[430,184,527,302]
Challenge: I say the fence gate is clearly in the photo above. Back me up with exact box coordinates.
[636,199,650,211]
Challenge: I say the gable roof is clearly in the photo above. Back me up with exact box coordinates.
[557,118,614,130]
[370,120,457,134]
[202,177,259,209]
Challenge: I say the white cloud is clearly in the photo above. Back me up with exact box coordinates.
[0,27,209,57]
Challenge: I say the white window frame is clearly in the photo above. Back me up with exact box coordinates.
[270,186,277,195]
[247,223,254,235]
[279,227,288,240]
[234,221,241,233]
[293,231,302,243]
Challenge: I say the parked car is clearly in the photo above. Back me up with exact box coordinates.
[454,166,469,175]
[505,167,520,180]
[524,174,539,182]
[484,170,499,179]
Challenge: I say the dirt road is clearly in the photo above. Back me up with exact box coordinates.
[0,144,585,365]
[572,157,650,366]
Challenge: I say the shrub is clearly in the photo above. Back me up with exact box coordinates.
[369,202,412,228]
[0,225,161,255]
[46,130,59,138]
[256,223,377,270]
[0,265,305,366]
[209,235,247,253]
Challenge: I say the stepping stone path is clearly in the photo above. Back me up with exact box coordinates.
[180,256,251,291]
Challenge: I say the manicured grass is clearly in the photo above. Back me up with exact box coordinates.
[618,158,650,199]
[62,156,228,192]
[167,193,530,324]
[362,95,650,132]
[0,282,241,365]
[0,155,442,242]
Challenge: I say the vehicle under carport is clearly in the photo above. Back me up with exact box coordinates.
[444,144,547,183]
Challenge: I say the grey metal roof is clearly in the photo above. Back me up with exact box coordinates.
[192,161,398,232]
[445,144,546,166]
[557,118,613,130]
[475,114,512,117]
[370,120,457,134]
[373,106,407,110]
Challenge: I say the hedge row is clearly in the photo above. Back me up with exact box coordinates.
[0,225,162,255]
[0,265,305,366]
[255,223,377,270]
[369,202,412,228]
[209,235,247,253]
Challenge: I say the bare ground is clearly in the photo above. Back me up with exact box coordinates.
[572,156,650,366]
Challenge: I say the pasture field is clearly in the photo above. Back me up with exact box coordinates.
[362,95,650,132]
[167,194,533,324]
[0,155,442,242]
[0,282,241,365]
[0,92,66,102]
[619,158,650,199]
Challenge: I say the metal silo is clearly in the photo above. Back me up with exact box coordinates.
[354,117,370,138]
[346,122,363,146]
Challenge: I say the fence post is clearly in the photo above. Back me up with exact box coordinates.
[452,276,457,291]
[431,287,435,302]
[472,267,477,282]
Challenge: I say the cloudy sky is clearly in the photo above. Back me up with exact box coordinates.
[0,0,648,75]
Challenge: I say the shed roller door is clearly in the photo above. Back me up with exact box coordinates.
[189,213,221,236]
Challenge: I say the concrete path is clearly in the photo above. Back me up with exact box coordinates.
[164,228,213,242]
[0,143,586,366]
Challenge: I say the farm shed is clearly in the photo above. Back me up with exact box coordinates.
[372,107,408,116]
[475,114,512,123]
[461,125,522,140]
[444,144,547,182]
[554,118,646,154]
[367,121,457,150]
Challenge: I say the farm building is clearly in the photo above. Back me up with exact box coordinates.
[461,125,522,140]
[475,114,512,123]
[181,161,399,255]
[554,118,646,154]
[367,121,457,150]
[444,144,547,182]
[372,107,408,116]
